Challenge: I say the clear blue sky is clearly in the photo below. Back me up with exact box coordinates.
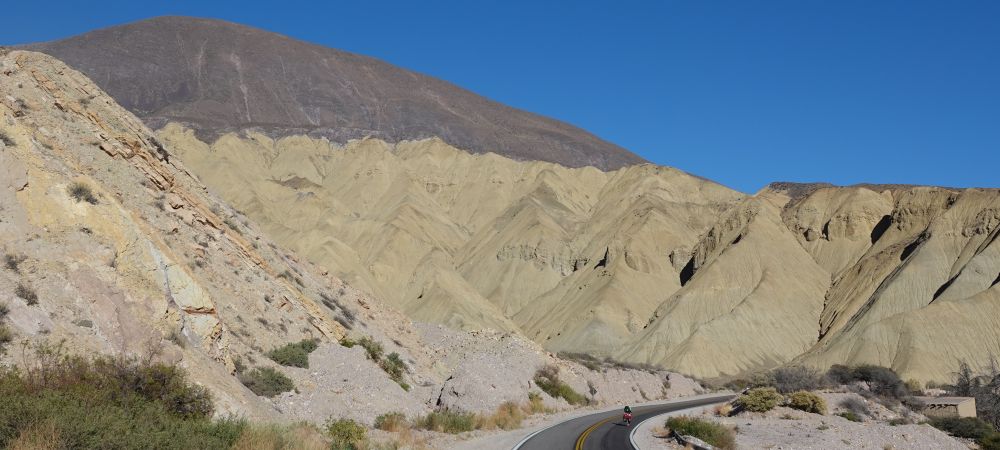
[4,1,998,192]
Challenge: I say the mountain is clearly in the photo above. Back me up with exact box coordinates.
[21,16,647,170]
[158,125,1000,383]
[0,50,698,429]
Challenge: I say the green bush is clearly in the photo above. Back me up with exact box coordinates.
[0,326,11,353]
[979,432,1000,450]
[929,417,995,439]
[787,391,827,415]
[737,387,783,412]
[238,367,295,398]
[0,349,245,449]
[266,339,319,368]
[357,336,384,362]
[534,365,587,405]
[665,416,736,450]
[374,412,408,431]
[380,352,406,383]
[326,418,366,449]
[416,410,476,434]
[836,411,862,422]
[68,182,98,205]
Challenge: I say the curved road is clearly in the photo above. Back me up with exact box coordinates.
[514,394,735,450]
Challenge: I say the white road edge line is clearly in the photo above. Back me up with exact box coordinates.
[627,400,730,450]
[512,393,733,450]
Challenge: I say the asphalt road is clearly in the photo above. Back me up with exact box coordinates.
[514,394,735,450]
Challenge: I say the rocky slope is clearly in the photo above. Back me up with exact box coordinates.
[22,16,646,170]
[0,50,695,426]
[157,123,1000,383]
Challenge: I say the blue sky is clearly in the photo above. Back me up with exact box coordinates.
[4,1,998,192]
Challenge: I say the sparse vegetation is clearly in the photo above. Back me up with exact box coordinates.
[737,387,783,412]
[380,352,408,390]
[665,416,736,450]
[827,364,906,399]
[787,391,827,415]
[556,351,661,373]
[374,412,409,432]
[0,303,9,319]
[524,392,548,414]
[836,411,863,422]
[357,336,384,362]
[4,253,26,273]
[0,131,15,147]
[534,365,587,405]
[238,367,296,398]
[770,366,825,393]
[325,418,366,450]
[0,325,12,353]
[266,339,319,369]
[416,410,477,434]
[838,396,870,418]
[68,182,98,204]
[14,283,38,305]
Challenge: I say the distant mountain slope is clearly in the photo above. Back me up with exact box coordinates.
[22,16,647,170]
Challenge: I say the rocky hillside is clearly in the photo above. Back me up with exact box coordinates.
[22,16,646,171]
[0,50,695,426]
[157,124,1000,383]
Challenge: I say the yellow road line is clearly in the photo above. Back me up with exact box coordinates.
[575,416,615,450]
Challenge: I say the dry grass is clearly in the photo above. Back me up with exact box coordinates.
[7,421,61,450]
[230,423,328,450]
[523,392,550,414]
[714,403,734,417]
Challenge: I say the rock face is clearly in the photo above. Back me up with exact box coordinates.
[158,122,1000,383]
[21,16,646,171]
[156,126,743,358]
[0,50,688,425]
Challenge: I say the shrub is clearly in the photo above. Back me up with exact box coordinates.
[68,182,98,205]
[416,410,476,434]
[771,366,825,393]
[230,422,328,450]
[0,131,14,147]
[665,416,736,450]
[888,417,910,426]
[524,392,547,414]
[0,303,9,319]
[0,325,12,353]
[737,387,783,412]
[534,365,587,405]
[374,412,409,432]
[980,432,1000,450]
[4,254,25,273]
[787,391,827,415]
[827,364,906,399]
[836,411,862,422]
[266,339,319,368]
[14,284,37,305]
[357,336,384,362]
[491,401,525,430]
[238,367,295,397]
[0,348,242,449]
[929,417,995,440]
[905,379,923,394]
[380,352,407,387]
[838,396,870,418]
[325,418,366,450]
[339,337,356,348]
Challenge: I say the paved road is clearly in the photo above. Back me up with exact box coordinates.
[514,394,735,450]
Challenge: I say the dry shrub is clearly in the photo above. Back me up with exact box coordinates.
[714,403,734,417]
[787,391,827,415]
[523,392,548,414]
[374,413,409,433]
[231,423,328,450]
[490,401,525,430]
[7,421,61,450]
